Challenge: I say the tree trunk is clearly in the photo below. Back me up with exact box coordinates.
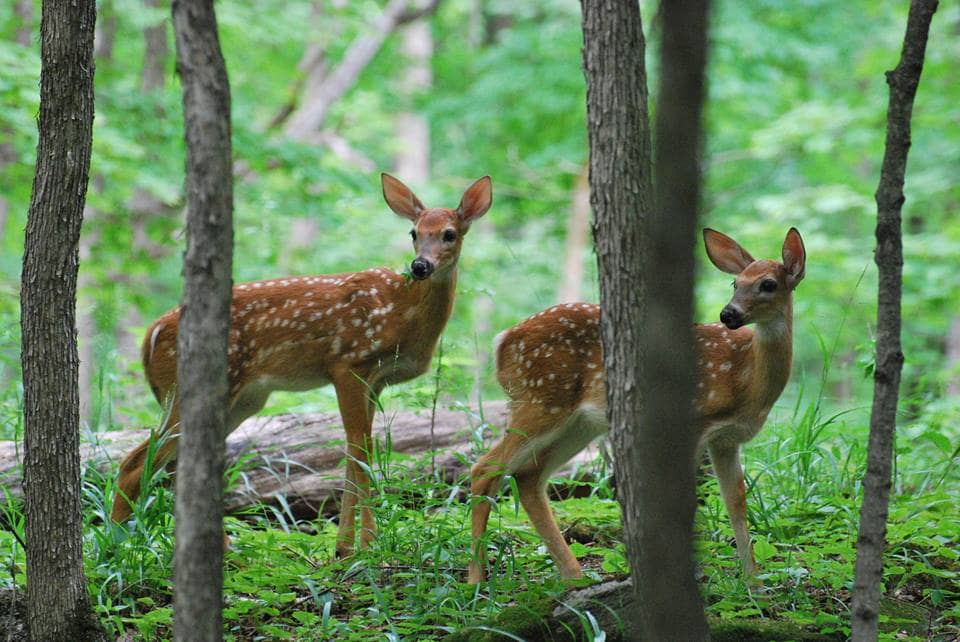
[556,165,590,304]
[581,1,651,639]
[851,1,937,640]
[20,0,106,638]
[14,0,33,46]
[142,0,169,93]
[170,0,234,639]
[583,0,710,637]
[93,0,117,63]
[637,1,711,638]
[393,4,433,183]
[945,316,960,397]
[117,0,172,385]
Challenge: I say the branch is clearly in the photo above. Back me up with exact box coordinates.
[283,0,412,139]
[397,0,442,25]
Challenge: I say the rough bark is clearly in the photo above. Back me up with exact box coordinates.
[170,0,234,639]
[851,1,937,640]
[637,1,712,638]
[19,0,106,638]
[581,1,651,639]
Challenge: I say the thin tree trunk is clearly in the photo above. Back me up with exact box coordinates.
[557,165,590,303]
[1,0,34,248]
[393,4,433,182]
[581,1,651,639]
[142,0,169,93]
[170,0,234,639]
[94,0,117,63]
[636,1,711,638]
[77,208,100,426]
[851,2,937,640]
[118,0,172,384]
[14,0,33,46]
[20,0,106,638]
[945,316,960,397]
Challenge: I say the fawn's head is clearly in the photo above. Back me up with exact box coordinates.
[381,174,492,281]
[704,227,806,330]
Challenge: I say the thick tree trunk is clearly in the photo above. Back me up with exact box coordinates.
[170,0,234,639]
[581,1,651,639]
[19,0,106,639]
[851,1,937,640]
[636,1,712,638]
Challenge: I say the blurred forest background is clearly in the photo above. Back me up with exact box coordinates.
[0,0,958,446]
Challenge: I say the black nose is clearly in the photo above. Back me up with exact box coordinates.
[410,258,433,280]
[720,306,743,329]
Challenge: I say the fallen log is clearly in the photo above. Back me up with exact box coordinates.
[0,401,607,520]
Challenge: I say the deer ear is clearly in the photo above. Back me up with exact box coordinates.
[703,228,755,275]
[457,176,492,226]
[782,227,806,288]
[382,173,425,222]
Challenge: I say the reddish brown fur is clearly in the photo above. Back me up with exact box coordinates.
[113,174,492,558]
[468,228,805,583]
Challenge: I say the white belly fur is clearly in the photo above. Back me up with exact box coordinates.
[505,403,608,483]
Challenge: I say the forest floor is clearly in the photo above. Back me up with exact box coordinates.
[0,399,957,640]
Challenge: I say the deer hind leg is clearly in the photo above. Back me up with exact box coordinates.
[468,404,577,583]
[707,441,757,576]
[111,400,181,522]
[332,372,376,558]
[515,472,583,580]
[467,433,525,584]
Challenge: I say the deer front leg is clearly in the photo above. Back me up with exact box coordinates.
[332,372,376,558]
[707,441,757,576]
[468,439,513,584]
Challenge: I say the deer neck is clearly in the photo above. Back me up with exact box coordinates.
[402,265,458,344]
[747,297,794,409]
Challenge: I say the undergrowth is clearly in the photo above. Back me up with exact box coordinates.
[0,347,957,640]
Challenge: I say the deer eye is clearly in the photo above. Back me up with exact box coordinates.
[410,229,417,241]
[759,279,777,293]
[442,229,457,243]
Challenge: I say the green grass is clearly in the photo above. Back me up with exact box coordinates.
[0,379,957,640]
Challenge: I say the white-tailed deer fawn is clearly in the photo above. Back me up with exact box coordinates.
[468,227,805,583]
[112,173,493,557]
